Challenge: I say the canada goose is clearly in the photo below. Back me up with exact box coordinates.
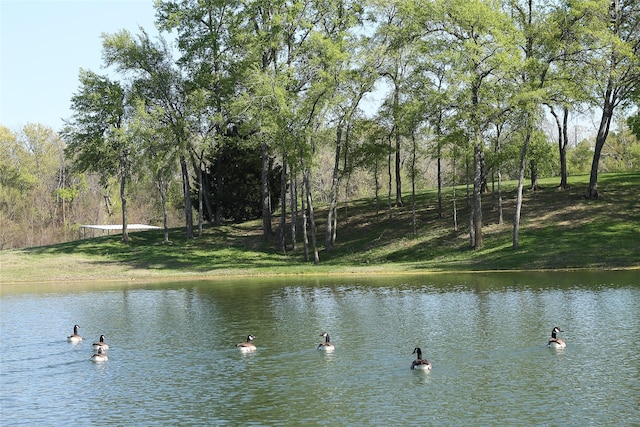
[91,347,108,362]
[67,324,82,343]
[236,335,256,352]
[317,332,335,352]
[547,327,566,349]
[411,347,432,371]
[92,335,109,350]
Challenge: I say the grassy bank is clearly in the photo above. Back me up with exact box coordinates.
[2,173,639,284]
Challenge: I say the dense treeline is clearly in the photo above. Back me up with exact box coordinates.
[2,0,639,255]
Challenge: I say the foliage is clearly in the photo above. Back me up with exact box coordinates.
[567,139,594,175]
[4,0,640,252]
[2,173,638,283]
[0,125,94,249]
[197,140,283,223]
[62,70,131,183]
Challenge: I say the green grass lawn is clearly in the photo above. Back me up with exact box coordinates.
[2,172,639,284]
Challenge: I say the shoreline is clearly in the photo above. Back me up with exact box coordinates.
[3,263,638,288]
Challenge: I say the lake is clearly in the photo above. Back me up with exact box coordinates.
[1,271,638,426]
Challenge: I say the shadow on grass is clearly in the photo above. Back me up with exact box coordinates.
[22,172,640,274]
[26,224,295,272]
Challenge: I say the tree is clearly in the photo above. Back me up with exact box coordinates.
[431,0,518,249]
[627,77,640,163]
[582,0,640,199]
[129,101,177,243]
[505,0,572,249]
[156,0,243,228]
[101,29,195,239]
[62,70,134,242]
[319,2,374,251]
[198,139,282,223]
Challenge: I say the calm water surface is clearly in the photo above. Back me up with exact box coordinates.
[1,271,639,426]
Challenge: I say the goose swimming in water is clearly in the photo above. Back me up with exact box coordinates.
[236,335,257,352]
[547,327,566,349]
[92,335,109,350]
[67,324,82,343]
[411,347,432,371]
[91,347,108,362]
[317,332,335,352]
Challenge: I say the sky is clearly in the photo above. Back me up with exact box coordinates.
[0,1,599,141]
[1,0,160,132]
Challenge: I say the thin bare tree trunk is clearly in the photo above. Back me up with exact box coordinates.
[587,95,614,199]
[301,171,309,262]
[180,155,193,239]
[197,160,203,237]
[513,131,531,249]
[325,125,342,251]
[452,156,458,232]
[472,140,483,249]
[290,169,297,251]
[387,135,393,220]
[119,174,129,243]
[214,150,223,225]
[374,160,380,223]
[279,155,287,253]
[303,168,319,264]
[548,105,570,189]
[411,131,417,236]
[260,141,272,240]
[497,169,503,226]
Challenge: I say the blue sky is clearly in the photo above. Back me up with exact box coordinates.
[1,0,159,132]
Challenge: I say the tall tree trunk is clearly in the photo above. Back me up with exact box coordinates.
[494,124,504,225]
[190,151,204,238]
[303,168,319,264]
[197,162,203,237]
[214,150,223,225]
[395,133,403,207]
[530,159,540,190]
[261,140,272,240]
[587,95,615,199]
[155,176,169,244]
[548,105,570,189]
[374,159,380,223]
[387,134,393,220]
[467,154,474,248]
[342,124,351,223]
[289,169,297,251]
[325,125,343,251]
[452,156,458,232]
[391,74,403,208]
[465,155,470,208]
[513,131,531,249]
[279,155,287,254]
[472,139,483,249]
[437,151,442,219]
[560,107,569,189]
[300,169,309,262]
[436,114,443,218]
[497,169,503,226]
[120,174,129,243]
[180,155,193,239]
[201,166,214,223]
[411,131,417,236]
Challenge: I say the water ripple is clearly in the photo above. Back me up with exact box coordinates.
[1,276,638,426]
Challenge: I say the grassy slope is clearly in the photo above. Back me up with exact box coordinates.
[1,173,639,284]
